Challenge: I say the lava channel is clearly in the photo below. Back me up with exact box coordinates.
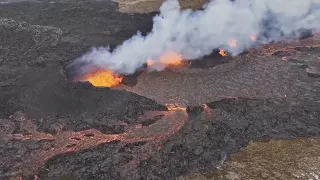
[5,105,189,178]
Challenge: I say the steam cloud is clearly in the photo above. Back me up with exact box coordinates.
[69,0,320,75]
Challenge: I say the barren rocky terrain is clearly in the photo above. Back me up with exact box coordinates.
[115,0,208,13]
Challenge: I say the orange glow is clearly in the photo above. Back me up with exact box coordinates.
[147,59,154,66]
[76,68,123,87]
[229,39,237,47]
[147,51,182,67]
[250,34,257,41]
[219,48,228,56]
[165,103,187,111]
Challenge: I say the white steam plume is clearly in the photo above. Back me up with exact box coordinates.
[71,0,320,75]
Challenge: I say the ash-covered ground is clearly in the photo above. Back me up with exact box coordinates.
[0,0,320,180]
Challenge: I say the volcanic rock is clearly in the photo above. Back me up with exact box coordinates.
[120,63,148,87]
[37,98,320,180]
[4,67,167,134]
[188,49,231,69]
[306,66,320,78]
[0,0,320,180]
[121,76,139,87]
[272,50,292,57]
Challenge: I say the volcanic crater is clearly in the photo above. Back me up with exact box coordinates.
[0,0,320,180]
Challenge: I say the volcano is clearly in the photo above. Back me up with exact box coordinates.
[0,0,320,180]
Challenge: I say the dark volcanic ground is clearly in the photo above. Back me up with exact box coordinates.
[0,0,320,180]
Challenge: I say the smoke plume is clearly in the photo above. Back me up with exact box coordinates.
[69,0,320,75]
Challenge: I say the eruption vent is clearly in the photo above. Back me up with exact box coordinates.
[219,48,228,56]
[75,68,123,87]
[68,0,320,75]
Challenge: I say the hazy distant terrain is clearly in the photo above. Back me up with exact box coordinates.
[115,0,208,13]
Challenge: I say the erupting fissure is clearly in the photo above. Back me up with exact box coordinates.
[75,68,123,87]
[68,0,319,87]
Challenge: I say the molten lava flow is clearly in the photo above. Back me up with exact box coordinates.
[7,109,189,178]
[76,68,123,87]
[229,39,237,47]
[147,51,183,68]
[165,103,187,111]
[219,48,228,56]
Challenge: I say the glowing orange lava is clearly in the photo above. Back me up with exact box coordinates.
[219,48,228,56]
[165,103,187,111]
[76,68,123,87]
[147,51,183,68]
